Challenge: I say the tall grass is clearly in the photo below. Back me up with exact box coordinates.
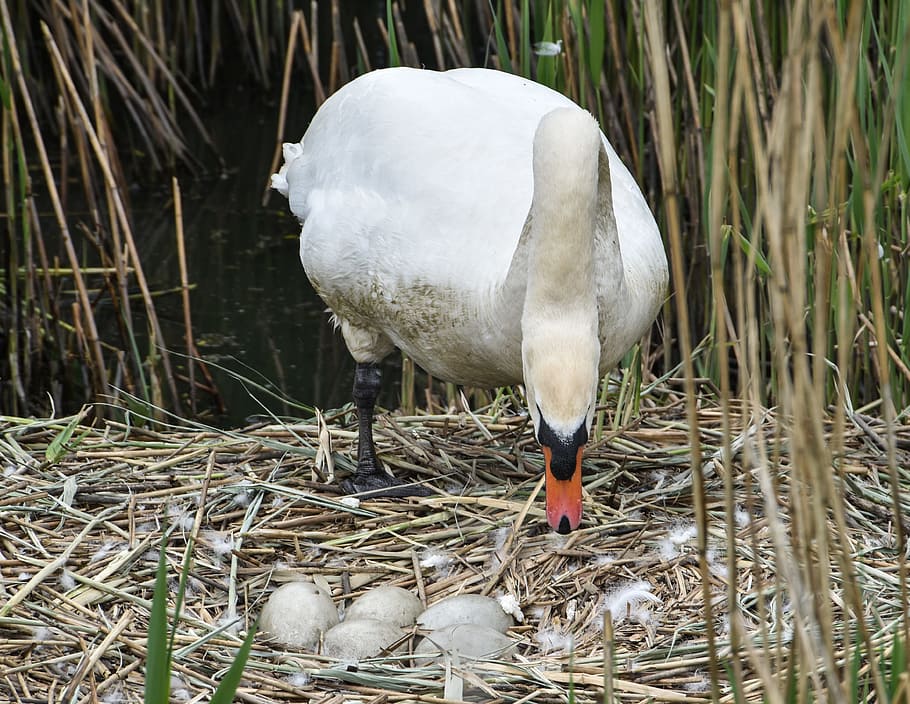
[145,529,256,704]
[0,1,227,417]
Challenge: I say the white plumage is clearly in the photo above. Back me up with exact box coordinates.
[273,67,668,533]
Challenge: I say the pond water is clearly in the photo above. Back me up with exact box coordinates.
[140,82,401,426]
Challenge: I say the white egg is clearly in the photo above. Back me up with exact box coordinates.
[345,586,423,627]
[417,594,513,633]
[322,618,405,660]
[259,581,339,649]
[413,624,516,665]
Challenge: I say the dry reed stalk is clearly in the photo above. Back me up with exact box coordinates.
[423,0,446,70]
[263,10,304,205]
[643,2,718,699]
[702,1,745,698]
[603,1,638,173]
[560,10,577,102]
[98,0,216,157]
[352,16,373,73]
[330,0,350,92]
[603,608,615,704]
[249,0,269,86]
[79,0,138,397]
[440,4,471,68]
[801,7,888,686]
[668,0,705,196]
[729,2,806,690]
[2,78,23,415]
[391,2,419,67]
[401,357,416,416]
[445,0,465,43]
[173,177,196,415]
[299,2,327,106]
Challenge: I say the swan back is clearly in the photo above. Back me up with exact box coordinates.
[276,69,543,294]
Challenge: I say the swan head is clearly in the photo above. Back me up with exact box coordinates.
[523,326,599,534]
[522,107,602,534]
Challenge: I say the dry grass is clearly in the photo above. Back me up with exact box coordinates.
[1,389,906,703]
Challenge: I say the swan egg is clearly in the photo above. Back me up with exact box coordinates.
[414,624,516,665]
[322,618,405,660]
[259,581,339,649]
[417,594,514,633]
[345,585,423,627]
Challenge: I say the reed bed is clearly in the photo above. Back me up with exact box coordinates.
[1,0,294,418]
[3,2,910,702]
[0,391,907,703]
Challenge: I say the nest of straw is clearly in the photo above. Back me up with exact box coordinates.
[0,395,907,703]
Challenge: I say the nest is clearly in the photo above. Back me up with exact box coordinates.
[0,395,907,703]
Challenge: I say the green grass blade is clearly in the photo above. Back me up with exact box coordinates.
[724,660,746,704]
[167,535,195,660]
[566,1,586,108]
[889,628,905,695]
[588,0,605,84]
[491,1,513,73]
[209,621,259,704]
[145,536,172,704]
[729,228,771,277]
[386,0,400,67]
[849,628,862,702]
[893,1,910,184]
[0,74,11,110]
[45,411,84,463]
[536,1,557,88]
[520,0,531,77]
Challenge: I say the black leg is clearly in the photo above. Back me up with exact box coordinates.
[341,362,431,497]
[353,362,383,476]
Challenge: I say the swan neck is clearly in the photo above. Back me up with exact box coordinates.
[524,109,601,311]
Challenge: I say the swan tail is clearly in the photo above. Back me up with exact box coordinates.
[270,140,305,198]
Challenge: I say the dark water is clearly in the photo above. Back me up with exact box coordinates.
[139,83,375,426]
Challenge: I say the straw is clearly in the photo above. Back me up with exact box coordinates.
[1,396,907,703]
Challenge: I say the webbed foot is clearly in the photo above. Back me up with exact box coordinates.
[341,471,433,498]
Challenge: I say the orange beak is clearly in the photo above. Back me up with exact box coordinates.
[543,445,584,533]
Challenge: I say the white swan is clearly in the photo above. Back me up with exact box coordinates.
[272,67,668,534]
